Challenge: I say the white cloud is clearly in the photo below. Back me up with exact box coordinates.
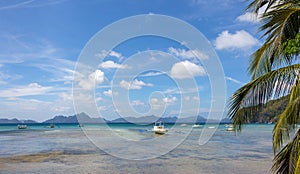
[103,89,112,97]
[170,61,206,79]
[0,0,66,10]
[150,98,159,104]
[226,76,243,85]
[168,47,208,60]
[109,51,122,59]
[149,97,163,110]
[31,58,76,83]
[237,12,260,23]
[120,79,153,90]
[0,83,52,98]
[215,30,259,50]
[192,96,199,101]
[78,69,105,90]
[96,50,123,59]
[237,4,268,24]
[163,96,177,104]
[162,88,179,94]
[99,60,128,69]
[53,106,71,112]
[140,71,165,77]
[149,96,177,110]
[130,100,145,106]
[184,96,190,101]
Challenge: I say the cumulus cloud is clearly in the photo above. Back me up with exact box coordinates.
[78,69,105,90]
[120,79,153,90]
[215,30,259,50]
[149,96,177,109]
[170,61,206,79]
[168,47,208,60]
[99,60,128,69]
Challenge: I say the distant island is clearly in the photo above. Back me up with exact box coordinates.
[0,112,231,124]
[0,96,286,124]
[0,118,37,124]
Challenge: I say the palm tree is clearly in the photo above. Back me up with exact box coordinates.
[227,0,300,173]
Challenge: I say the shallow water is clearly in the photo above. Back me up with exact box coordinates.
[0,123,274,174]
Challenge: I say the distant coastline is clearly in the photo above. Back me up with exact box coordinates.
[0,112,232,124]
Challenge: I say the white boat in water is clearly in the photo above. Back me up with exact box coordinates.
[192,124,201,128]
[225,124,234,131]
[153,121,168,134]
[17,124,27,129]
[46,124,55,128]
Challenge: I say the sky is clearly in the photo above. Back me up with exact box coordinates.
[0,0,264,122]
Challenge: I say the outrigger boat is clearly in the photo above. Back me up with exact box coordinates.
[225,124,234,131]
[153,121,168,134]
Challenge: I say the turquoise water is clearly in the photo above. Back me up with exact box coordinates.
[0,123,274,174]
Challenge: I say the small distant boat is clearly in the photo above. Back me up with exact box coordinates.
[153,121,168,134]
[225,124,234,131]
[46,124,55,128]
[192,124,201,128]
[17,124,27,129]
[180,124,187,127]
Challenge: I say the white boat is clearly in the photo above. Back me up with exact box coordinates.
[46,124,55,128]
[192,124,201,128]
[153,121,168,134]
[225,124,234,131]
[17,124,27,129]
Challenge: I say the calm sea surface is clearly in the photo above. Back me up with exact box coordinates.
[0,123,274,174]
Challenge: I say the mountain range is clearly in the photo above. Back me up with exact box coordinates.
[0,112,231,124]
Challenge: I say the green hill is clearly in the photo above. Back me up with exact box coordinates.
[236,96,289,123]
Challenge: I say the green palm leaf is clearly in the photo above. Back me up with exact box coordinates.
[233,0,300,173]
[272,129,300,174]
[248,0,300,79]
[228,64,300,131]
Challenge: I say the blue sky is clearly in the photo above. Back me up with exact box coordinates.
[0,0,263,121]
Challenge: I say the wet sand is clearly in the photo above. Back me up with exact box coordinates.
[0,149,273,174]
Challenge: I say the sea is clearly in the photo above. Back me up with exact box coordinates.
[0,123,274,174]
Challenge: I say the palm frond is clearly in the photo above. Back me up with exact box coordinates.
[246,0,279,14]
[273,80,300,152]
[247,0,300,79]
[248,42,271,79]
[228,64,300,131]
[296,152,300,174]
[272,100,299,153]
[272,128,300,174]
